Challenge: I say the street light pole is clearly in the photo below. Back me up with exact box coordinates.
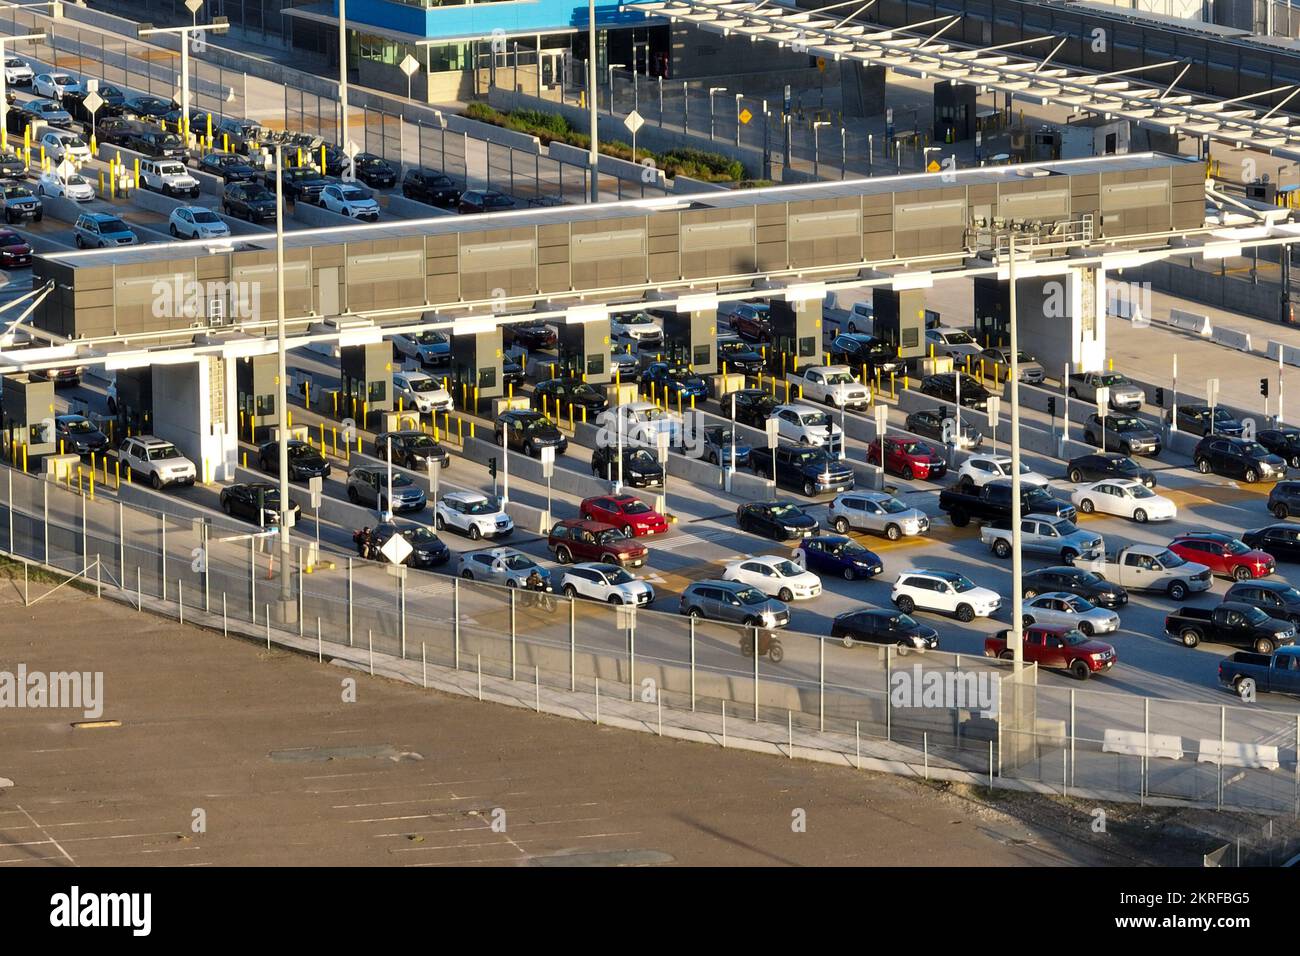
[1008,232,1023,672]
[587,0,599,203]
[274,144,291,602]
[136,17,229,145]
[339,0,349,154]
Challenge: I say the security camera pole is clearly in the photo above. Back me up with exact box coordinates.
[136,13,231,145]
[1007,233,1023,672]
[587,0,599,203]
[339,0,349,162]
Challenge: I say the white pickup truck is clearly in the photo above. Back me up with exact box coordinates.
[792,365,871,410]
[1075,544,1212,601]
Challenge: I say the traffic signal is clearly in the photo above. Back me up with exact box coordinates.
[1261,378,1270,398]
[1046,396,1056,416]
[488,456,498,480]
[1155,387,1165,408]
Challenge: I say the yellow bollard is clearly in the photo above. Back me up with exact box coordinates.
[224,132,230,153]
[568,404,574,431]
[331,426,338,458]
[287,409,292,429]
[320,145,326,172]
[1108,357,1114,371]
[690,394,696,410]
[297,147,303,168]
[891,372,897,398]
[473,387,479,414]
[21,443,27,473]
[458,418,463,444]
[581,406,588,425]
[319,422,325,453]
[243,451,248,469]
[206,113,213,149]
[133,157,140,189]
[115,460,121,490]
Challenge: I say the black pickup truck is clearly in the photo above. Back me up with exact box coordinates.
[938,478,1076,528]
[1164,602,1298,653]
[750,444,855,497]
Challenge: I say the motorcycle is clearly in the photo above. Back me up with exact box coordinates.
[740,628,785,663]
[517,578,557,613]
[352,528,378,562]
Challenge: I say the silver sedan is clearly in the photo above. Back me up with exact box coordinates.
[1020,592,1121,636]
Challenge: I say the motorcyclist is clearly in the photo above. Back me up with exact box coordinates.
[355,526,373,560]
[525,568,545,591]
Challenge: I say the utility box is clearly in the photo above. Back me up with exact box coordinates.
[236,353,280,441]
[558,316,612,385]
[1,373,56,456]
[649,306,717,374]
[768,299,820,377]
[340,342,393,425]
[450,327,504,401]
[872,288,927,360]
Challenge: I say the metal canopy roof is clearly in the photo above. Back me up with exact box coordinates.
[627,0,1300,152]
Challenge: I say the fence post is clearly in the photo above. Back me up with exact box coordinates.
[628,614,635,702]
[568,596,575,691]
[399,568,406,660]
[1219,705,1226,810]
[136,567,141,612]
[924,732,929,780]
[318,617,322,663]
[347,556,354,646]
[160,513,166,602]
[885,645,892,741]
[454,576,461,668]
[1295,714,1299,819]
[1143,697,1150,804]
[369,630,374,676]
[8,468,13,556]
[422,642,427,689]
[249,535,255,623]
[509,587,517,680]
[1070,688,1076,789]
[690,615,696,711]
[752,626,759,722]
[202,522,210,612]
[80,490,87,571]
[818,636,825,733]
[178,580,183,625]
[42,480,48,565]
[222,592,227,638]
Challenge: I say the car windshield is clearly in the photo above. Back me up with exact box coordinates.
[621,500,651,515]
[824,372,854,385]
[895,613,919,629]
[1213,408,1237,421]
[0,233,25,246]
[736,587,767,605]
[1273,586,1300,602]
[773,560,802,577]
[799,411,831,427]
[1025,489,1055,508]
[1244,606,1270,625]
[1154,549,1184,568]
[1241,442,1269,457]
[620,313,653,325]
[159,163,185,175]
[794,450,829,466]
[1075,571,1105,586]
[1062,597,1092,613]
[61,175,87,186]
[464,497,501,515]
[287,444,317,459]
[63,418,94,434]
[1130,485,1155,499]
[942,330,975,345]
[388,474,414,488]
[900,442,926,456]
[146,445,180,461]
[1112,417,1143,432]
[1048,520,1074,536]
[768,504,801,519]
[520,417,553,433]
[837,542,871,558]
[407,435,437,449]
[341,188,368,201]
[502,554,536,571]
[415,331,447,345]
[1097,374,1129,387]
[406,378,436,392]
[191,210,221,224]
[3,185,31,198]
[402,527,435,544]
[633,407,671,423]
[1223,539,1252,555]
[602,567,634,585]
[97,218,127,233]
[358,156,386,169]
[627,449,656,466]
[1062,630,1091,646]
[595,528,628,545]
[879,497,909,514]
[950,576,977,592]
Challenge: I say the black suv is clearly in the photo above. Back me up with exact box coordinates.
[0,179,41,223]
[716,336,765,376]
[93,116,146,148]
[721,388,780,428]
[350,153,397,189]
[918,372,989,411]
[257,439,330,481]
[401,167,460,207]
[1223,580,1300,625]
[267,166,330,204]
[128,129,186,159]
[1258,428,1300,469]
[531,378,609,416]
[222,182,277,223]
[458,189,514,214]
[374,430,451,470]
[504,319,557,350]
[590,445,663,487]
[1242,525,1300,563]
[736,500,819,541]
[831,609,939,649]
[1066,453,1155,487]
[494,409,567,457]
[198,151,260,183]
[829,333,905,376]
[1171,403,1244,437]
[1194,435,1285,484]
[1082,413,1162,457]
[1268,480,1300,519]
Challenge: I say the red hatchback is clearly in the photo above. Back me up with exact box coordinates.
[0,229,31,268]
[866,436,949,481]
[579,493,668,537]
[1168,532,1275,581]
[548,518,649,568]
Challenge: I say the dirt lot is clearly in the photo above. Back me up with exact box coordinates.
[0,576,1228,866]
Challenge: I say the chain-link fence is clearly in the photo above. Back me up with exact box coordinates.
[5,460,1300,813]
[417,123,467,183]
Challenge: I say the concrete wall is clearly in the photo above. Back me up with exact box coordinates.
[151,361,217,482]
[128,185,269,238]
[1131,260,1285,324]
[383,194,454,219]
[291,199,362,229]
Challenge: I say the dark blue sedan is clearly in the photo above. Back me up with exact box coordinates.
[794,534,883,582]
[639,361,711,399]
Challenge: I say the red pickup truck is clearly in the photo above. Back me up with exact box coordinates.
[547,518,649,568]
[984,624,1117,680]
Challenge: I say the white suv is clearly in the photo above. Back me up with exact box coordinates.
[558,562,654,606]
[169,205,230,240]
[434,491,513,540]
[119,435,197,489]
[39,129,90,165]
[827,491,929,540]
[891,568,1001,622]
[393,369,453,414]
[320,183,380,221]
[956,454,1050,490]
[141,159,200,198]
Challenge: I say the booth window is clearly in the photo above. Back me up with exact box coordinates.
[255,393,275,416]
[368,380,387,403]
[693,344,711,367]
[478,368,497,389]
[586,353,605,376]
[901,328,920,349]
[798,336,816,358]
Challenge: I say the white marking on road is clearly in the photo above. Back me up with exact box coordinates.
[14,805,75,866]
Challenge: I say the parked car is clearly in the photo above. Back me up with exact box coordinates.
[266,166,330,204]
[3,57,33,87]
[455,548,550,587]
[579,493,668,537]
[389,370,451,416]
[1193,435,1285,484]
[832,608,938,649]
[392,330,451,368]
[891,569,1001,622]
[829,333,904,377]
[1020,591,1119,635]
[1170,403,1244,437]
[257,439,330,481]
[457,189,514,214]
[1258,428,1300,469]
[53,414,108,456]
[1267,480,1300,519]
[924,326,982,364]
[867,436,948,481]
[122,95,173,119]
[721,388,780,429]
[978,346,1044,383]
[36,169,93,201]
[981,514,1103,563]
[0,150,25,178]
[1165,603,1296,653]
[434,491,512,540]
[93,116,146,147]
[735,500,818,540]
[771,403,843,449]
[127,128,186,159]
[985,625,1116,680]
[1068,371,1144,411]
[724,301,772,341]
[723,554,822,602]
[0,179,40,223]
[1218,646,1300,699]
[140,158,201,198]
[589,445,663,487]
[169,206,231,240]
[197,151,261,183]
[219,482,300,525]
[119,435,196,489]
[34,72,80,99]
[918,372,990,411]
[401,167,459,207]
[24,99,73,128]
[1224,580,1300,625]
[678,579,790,630]
[558,562,654,606]
[374,430,450,470]
[0,228,31,267]
[716,336,765,375]
[503,319,557,350]
[547,518,648,568]
[1082,413,1162,457]
[1168,531,1275,581]
[320,182,380,220]
[613,401,681,447]
[791,365,870,410]
[1071,479,1176,523]
[955,454,1049,490]
[940,479,1076,527]
[346,466,427,513]
[795,535,884,582]
[28,365,83,387]
[827,491,928,540]
[904,407,983,451]
[494,409,567,457]
[1074,544,1211,601]
[750,444,854,497]
[73,212,136,248]
[367,522,450,569]
[1066,453,1155,488]
[1021,565,1128,608]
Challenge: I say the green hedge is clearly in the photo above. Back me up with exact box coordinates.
[463,102,745,181]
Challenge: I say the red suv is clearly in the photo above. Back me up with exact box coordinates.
[547,519,649,568]
[867,437,948,481]
[985,624,1116,680]
[579,494,668,537]
[1168,532,1275,581]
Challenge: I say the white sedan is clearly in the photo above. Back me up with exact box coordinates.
[722,555,822,602]
[169,206,231,240]
[1071,479,1177,523]
[33,71,79,99]
[772,404,843,449]
[37,169,94,201]
[393,369,453,414]
[39,130,91,165]
[558,562,654,606]
[320,183,379,221]
[1021,592,1121,636]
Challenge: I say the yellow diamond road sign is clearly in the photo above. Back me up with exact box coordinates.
[816,56,827,72]
[738,108,752,125]
[927,159,942,173]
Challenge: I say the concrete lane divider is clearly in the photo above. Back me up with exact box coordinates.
[129,184,268,238]
[1166,308,1212,337]
[1210,326,1253,353]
